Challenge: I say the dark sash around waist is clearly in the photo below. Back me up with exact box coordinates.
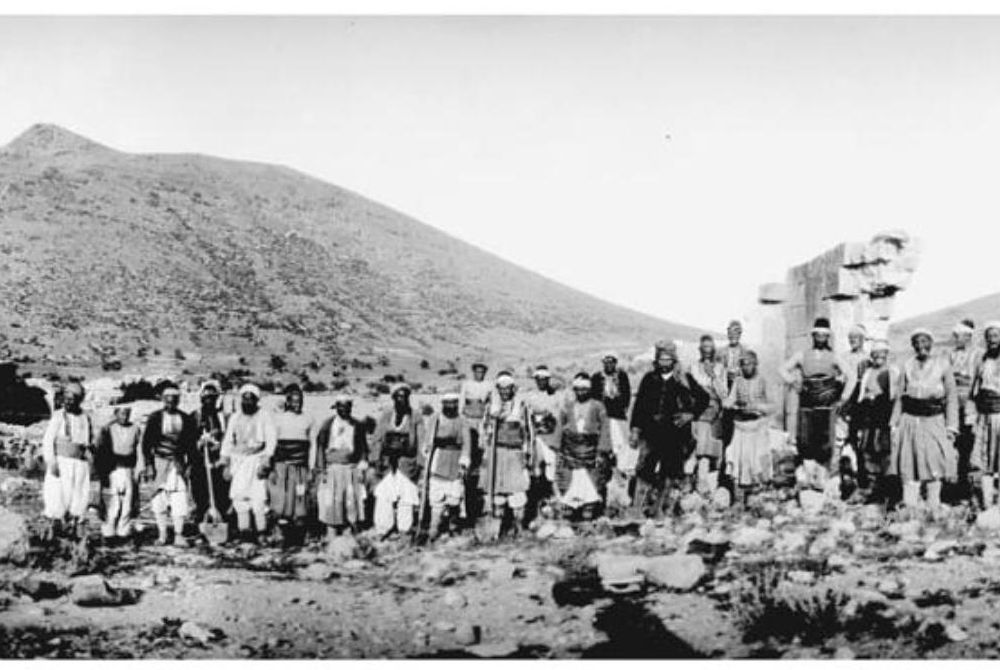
[902,396,945,417]
[274,439,310,464]
[977,391,1000,415]
[433,436,462,451]
[561,432,599,468]
[152,443,184,460]
[111,452,137,469]
[55,442,88,460]
[496,423,525,447]
[801,375,842,408]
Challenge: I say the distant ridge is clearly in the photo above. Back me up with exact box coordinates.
[0,123,706,371]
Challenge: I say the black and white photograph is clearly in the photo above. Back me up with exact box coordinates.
[2,4,1000,661]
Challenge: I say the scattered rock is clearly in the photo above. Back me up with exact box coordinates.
[70,575,135,608]
[774,531,808,554]
[977,508,1000,532]
[679,493,705,513]
[12,576,64,601]
[536,522,558,540]
[442,590,467,608]
[467,641,520,658]
[641,553,707,592]
[343,559,368,571]
[829,518,856,536]
[827,554,851,571]
[454,623,481,646]
[945,624,969,642]
[687,530,730,562]
[876,578,906,600]
[833,647,856,660]
[730,526,773,550]
[555,526,575,540]
[179,621,222,645]
[298,562,339,582]
[326,535,359,561]
[412,631,431,648]
[808,532,839,557]
[711,487,732,509]
[887,520,921,541]
[798,489,825,515]
[0,507,29,564]
[593,553,646,593]
[787,570,816,585]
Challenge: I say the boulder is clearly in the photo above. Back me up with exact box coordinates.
[297,562,339,582]
[467,641,520,658]
[829,518,856,536]
[730,526,773,550]
[976,508,1000,532]
[70,576,133,608]
[787,570,816,585]
[593,553,647,593]
[774,531,808,554]
[454,623,482,646]
[179,621,220,645]
[887,520,921,542]
[12,576,64,600]
[641,554,707,592]
[679,493,705,513]
[325,534,359,561]
[798,489,826,515]
[442,590,468,609]
[808,532,840,557]
[0,506,29,564]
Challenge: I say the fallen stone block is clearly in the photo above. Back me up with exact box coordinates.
[640,553,707,592]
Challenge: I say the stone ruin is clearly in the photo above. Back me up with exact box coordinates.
[747,230,921,431]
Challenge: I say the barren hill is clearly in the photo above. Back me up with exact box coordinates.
[891,292,1000,350]
[0,124,703,373]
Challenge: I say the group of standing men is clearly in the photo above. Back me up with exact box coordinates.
[39,314,1000,549]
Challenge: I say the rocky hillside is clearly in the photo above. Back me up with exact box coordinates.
[0,124,702,373]
[891,292,1000,351]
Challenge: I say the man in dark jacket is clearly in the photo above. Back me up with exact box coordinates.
[591,352,634,477]
[629,341,709,516]
[142,383,199,546]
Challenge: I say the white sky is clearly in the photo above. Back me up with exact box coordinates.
[1,15,999,332]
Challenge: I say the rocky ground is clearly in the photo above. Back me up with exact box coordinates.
[4,464,1000,659]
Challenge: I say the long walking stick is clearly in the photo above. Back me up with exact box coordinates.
[486,411,500,538]
[414,414,439,544]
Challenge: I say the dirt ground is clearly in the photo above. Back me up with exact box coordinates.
[5,467,1000,660]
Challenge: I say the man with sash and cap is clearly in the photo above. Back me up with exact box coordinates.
[371,383,422,538]
[591,353,634,478]
[781,317,851,475]
[220,384,277,544]
[315,394,369,537]
[268,383,316,546]
[524,365,563,511]
[190,380,230,527]
[94,406,143,542]
[970,322,1000,510]
[839,324,870,478]
[420,392,472,539]
[142,382,199,546]
[480,371,532,539]
[719,320,748,392]
[555,374,612,520]
[41,382,96,538]
[951,319,984,501]
[844,339,898,503]
[629,341,709,516]
[460,361,492,520]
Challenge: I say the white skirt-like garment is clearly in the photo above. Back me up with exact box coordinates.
[43,456,91,519]
[561,468,601,509]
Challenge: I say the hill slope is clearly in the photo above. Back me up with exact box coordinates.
[892,292,1000,350]
[0,124,703,372]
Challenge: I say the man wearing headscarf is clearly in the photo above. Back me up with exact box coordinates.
[950,318,983,501]
[555,374,612,520]
[687,335,729,493]
[220,384,277,544]
[371,383,422,538]
[190,380,230,526]
[315,395,369,536]
[524,366,563,500]
[460,361,492,520]
[970,322,1000,510]
[889,328,958,509]
[421,392,472,539]
[591,353,634,478]
[480,372,532,538]
[142,382,199,546]
[41,382,95,537]
[268,384,316,546]
[781,317,850,474]
[719,320,748,391]
[629,341,710,516]
[94,406,142,541]
[844,339,898,503]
